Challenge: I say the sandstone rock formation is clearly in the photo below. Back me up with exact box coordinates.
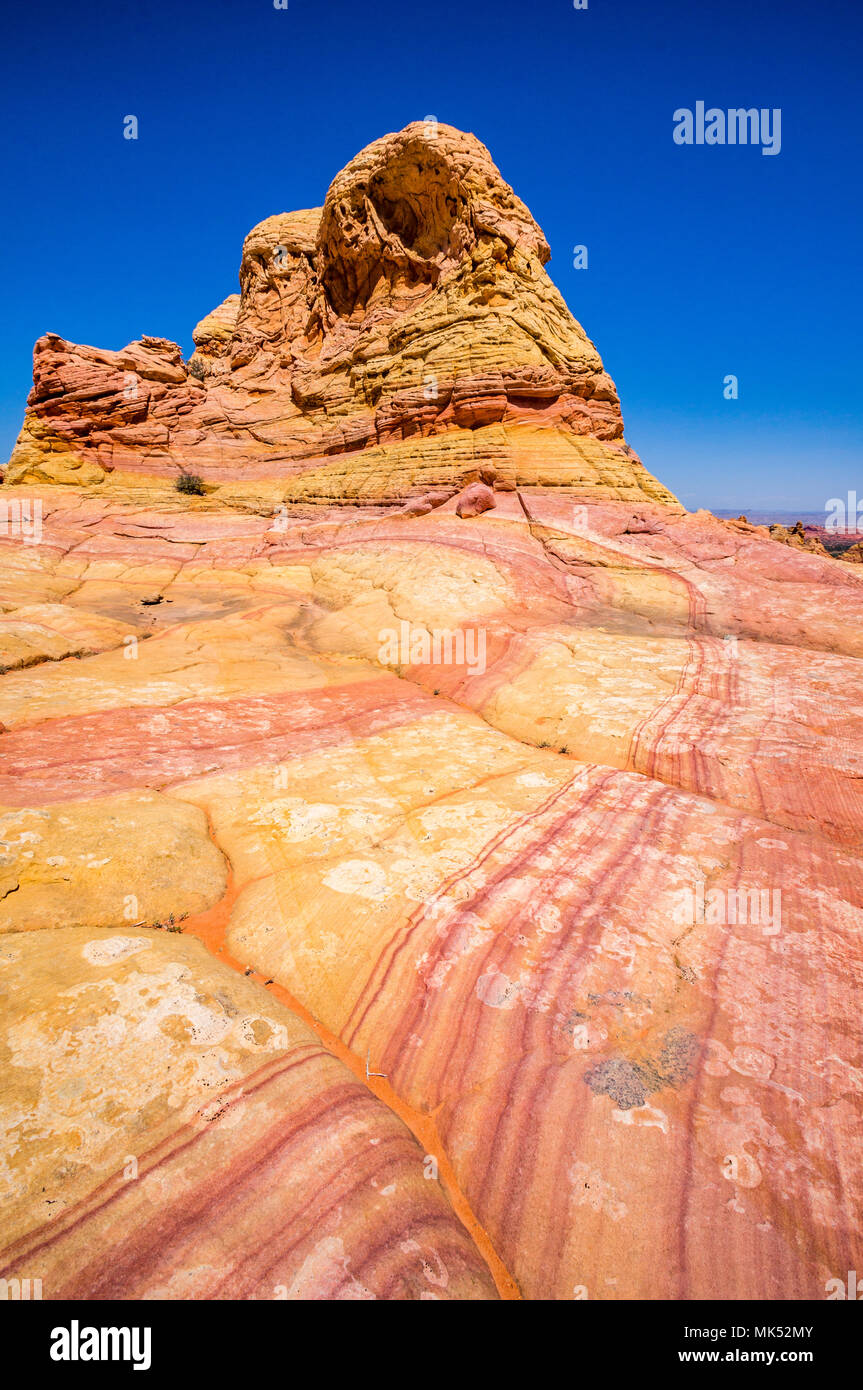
[768,520,830,556]
[455,480,496,517]
[6,124,674,507]
[1,125,862,1304]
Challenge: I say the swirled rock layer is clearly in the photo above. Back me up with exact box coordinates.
[0,486,860,1300]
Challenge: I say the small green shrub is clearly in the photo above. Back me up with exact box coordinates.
[150,914,184,933]
[175,472,206,496]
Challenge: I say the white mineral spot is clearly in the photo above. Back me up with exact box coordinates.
[731,1045,775,1081]
[516,772,557,788]
[83,936,151,965]
[322,859,387,899]
[476,971,521,1009]
[612,1102,669,1135]
[535,903,564,934]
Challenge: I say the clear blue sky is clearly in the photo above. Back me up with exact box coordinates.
[1,0,860,510]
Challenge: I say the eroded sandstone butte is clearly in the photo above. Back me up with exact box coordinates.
[6,123,673,509]
[1,124,861,1303]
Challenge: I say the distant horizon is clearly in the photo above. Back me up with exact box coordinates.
[710,506,860,524]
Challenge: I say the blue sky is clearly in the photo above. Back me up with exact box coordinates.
[1,0,860,510]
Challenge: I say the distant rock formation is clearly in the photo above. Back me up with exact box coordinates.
[764,519,863,565]
[6,124,675,506]
[768,520,830,556]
